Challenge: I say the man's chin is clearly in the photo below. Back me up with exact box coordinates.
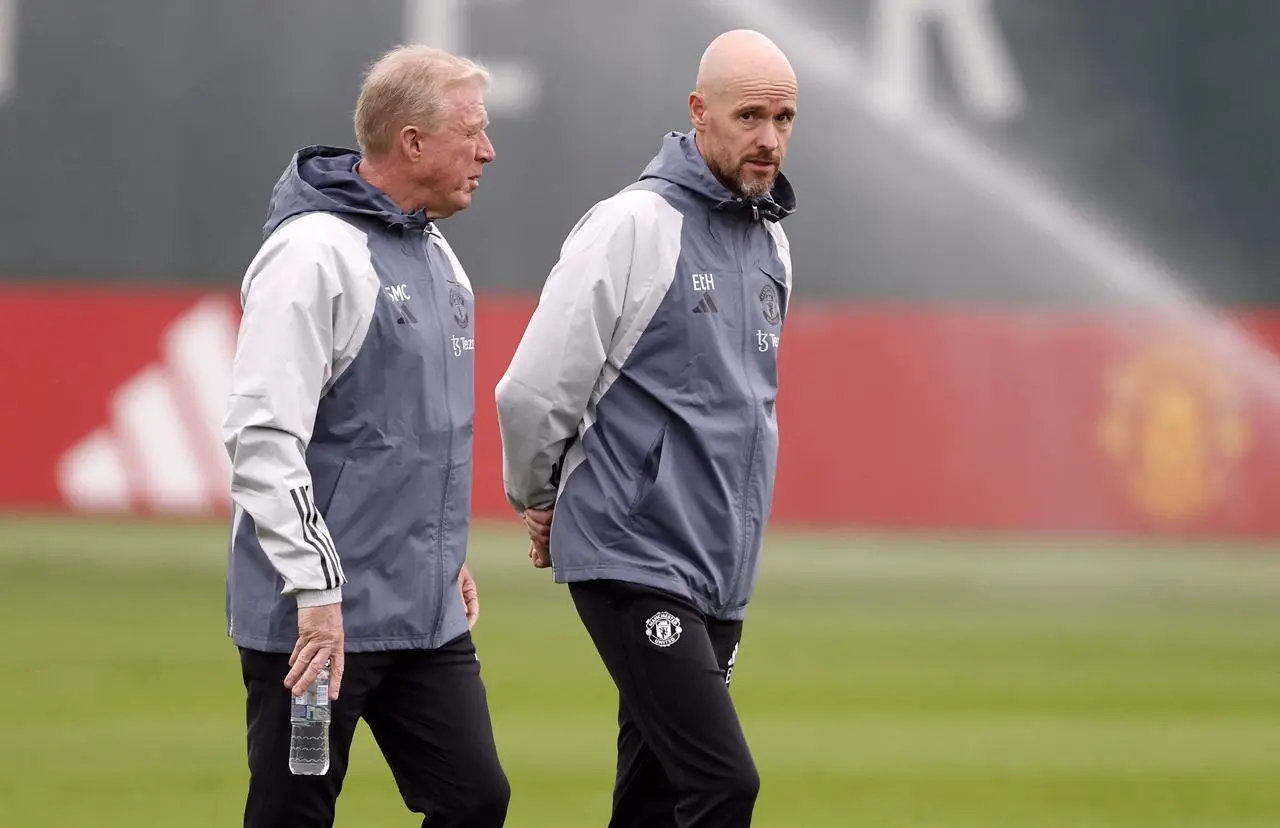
[736,166,777,198]
[738,177,775,199]
[440,192,472,217]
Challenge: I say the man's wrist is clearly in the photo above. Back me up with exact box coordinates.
[296,587,342,608]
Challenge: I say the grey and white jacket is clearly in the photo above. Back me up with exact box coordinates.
[495,130,796,621]
[223,145,476,653]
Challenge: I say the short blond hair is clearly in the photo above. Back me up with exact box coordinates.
[354,44,491,157]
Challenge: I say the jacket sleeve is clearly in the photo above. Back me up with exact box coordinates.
[494,197,639,512]
[223,229,349,608]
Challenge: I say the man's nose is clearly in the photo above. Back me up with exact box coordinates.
[756,122,780,152]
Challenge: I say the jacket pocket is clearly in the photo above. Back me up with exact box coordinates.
[626,420,669,520]
[312,454,350,517]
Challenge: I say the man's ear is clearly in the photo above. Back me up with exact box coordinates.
[398,125,423,162]
[689,91,708,129]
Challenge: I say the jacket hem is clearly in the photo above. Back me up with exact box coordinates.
[552,564,749,621]
[229,631,461,653]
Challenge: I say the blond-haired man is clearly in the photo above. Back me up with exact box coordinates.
[223,45,506,827]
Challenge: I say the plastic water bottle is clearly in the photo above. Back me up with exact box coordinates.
[288,662,331,775]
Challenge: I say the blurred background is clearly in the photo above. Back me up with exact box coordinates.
[2,1,1279,826]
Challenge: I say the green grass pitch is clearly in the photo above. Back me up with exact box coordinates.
[2,515,1279,826]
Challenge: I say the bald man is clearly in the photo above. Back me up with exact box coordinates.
[495,30,797,827]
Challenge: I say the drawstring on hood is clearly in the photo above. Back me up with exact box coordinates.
[637,130,797,223]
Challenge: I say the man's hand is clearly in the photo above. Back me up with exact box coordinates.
[528,540,551,569]
[524,507,553,569]
[524,507,553,546]
[459,565,480,629]
[285,603,344,701]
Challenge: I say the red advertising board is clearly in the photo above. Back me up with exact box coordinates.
[3,285,1279,536]
[769,305,1280,536]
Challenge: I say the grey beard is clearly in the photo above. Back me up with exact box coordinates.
[738,177,773,198]
[708,157,774,199]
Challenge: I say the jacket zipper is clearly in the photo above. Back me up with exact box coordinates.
[423,228,453,645]
[724,215,762,614]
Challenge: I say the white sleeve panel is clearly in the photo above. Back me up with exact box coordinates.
[494,190,683,512]
[223,213,379,606]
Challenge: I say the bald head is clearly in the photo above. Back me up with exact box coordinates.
[695,29,796,97]
[690,30,798,198]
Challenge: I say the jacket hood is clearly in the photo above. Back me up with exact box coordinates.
[637,130,797,222]
[262,145,429,238]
